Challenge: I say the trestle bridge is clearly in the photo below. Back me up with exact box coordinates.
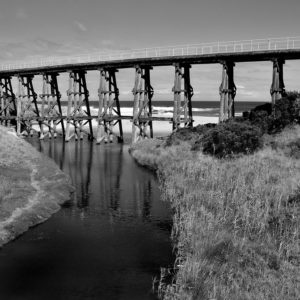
[0,37,300,143]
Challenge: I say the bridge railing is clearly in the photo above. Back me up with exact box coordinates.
[1,36,300,71]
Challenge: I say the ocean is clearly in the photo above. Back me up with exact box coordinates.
[87,100,264,117]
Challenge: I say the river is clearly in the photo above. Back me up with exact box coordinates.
[0,138,174,300]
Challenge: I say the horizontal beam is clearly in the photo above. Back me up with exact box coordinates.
[1,49,300,76]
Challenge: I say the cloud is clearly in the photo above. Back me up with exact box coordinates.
[0,38,64,62]
[74,21,87,32]
[16,8,28,20]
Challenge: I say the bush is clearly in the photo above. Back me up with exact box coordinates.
[164,127,198,147]
[197,121,263,158]
[164,124,216,147]
[165,92,300,158]
[271,97,300,131]
[246,94,300,134]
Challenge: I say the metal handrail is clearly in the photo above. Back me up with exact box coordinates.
[1,36,300,71]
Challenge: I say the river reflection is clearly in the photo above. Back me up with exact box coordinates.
[0,138,173,300]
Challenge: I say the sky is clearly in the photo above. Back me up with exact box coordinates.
[0,0,300,101]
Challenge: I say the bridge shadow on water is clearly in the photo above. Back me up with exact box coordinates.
[0,138,174,300]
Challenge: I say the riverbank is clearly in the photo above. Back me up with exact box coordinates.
[130,125,300,299]
[0,126,74,247]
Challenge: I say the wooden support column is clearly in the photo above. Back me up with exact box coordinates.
[96,69,107,143]
[132,66,143,143]
[144,67,154,138]
[219,61,236,122]
[183,65,193,127]
[0,80,4,125]
[172,63,193,130]
[51,74,65,137]
[39,74,47,139]
[28,76,41,135]
[65,71,93,142]
[173,63,182,130]
[270,58,285,107]
[65,71,75,141]
[112,70,124,143]
[17,77,22,135]
[80,71,93,140]
[96,68,123,144]
[132,65,154,144]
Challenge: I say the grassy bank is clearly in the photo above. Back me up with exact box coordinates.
[130,125,300,299]
[0,126,74,247]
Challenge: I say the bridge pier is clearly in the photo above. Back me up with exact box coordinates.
[270,59,285,106]
[65,71,93,142]
[172,63,193,130]
[219,61,236,122]
[132,65,154,143]
[17,75,41,136]
[96,68,123,144]
[39,73,64,139]
[0,77,16,127]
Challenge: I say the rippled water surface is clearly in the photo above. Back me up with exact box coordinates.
[0,138,174,300]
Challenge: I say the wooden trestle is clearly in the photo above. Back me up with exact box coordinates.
[39,73,64,139]
[65,71,93,142]
[132,66,154,143]
[0,77,16,127]
[0,58,292,142]
[173,63,193,130]
[17,75,41,136]
[96,68,123,144]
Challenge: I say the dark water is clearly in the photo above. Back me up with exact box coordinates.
[0,139,174,300]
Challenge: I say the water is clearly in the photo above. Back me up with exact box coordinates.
[0,139,174,300]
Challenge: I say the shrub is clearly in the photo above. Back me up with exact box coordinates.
[198,121,263,158]
[246,94,300,134]
[164,124,216,147]
[247,102,273,133]
[271,97,300,131]
[164,127,198,147]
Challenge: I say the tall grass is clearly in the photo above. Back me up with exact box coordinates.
[130,126,300,300]
[0,125,73,246]
[0,127,34,218]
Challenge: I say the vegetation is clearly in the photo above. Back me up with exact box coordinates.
[196,121,262,157]
[130,93,300,300]
[0,126,73,247]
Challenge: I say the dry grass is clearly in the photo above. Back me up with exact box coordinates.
[130,125,300,300]
[0,126,35,220]
[0,125,73,246]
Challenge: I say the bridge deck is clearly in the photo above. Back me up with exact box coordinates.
[1,49,300,76]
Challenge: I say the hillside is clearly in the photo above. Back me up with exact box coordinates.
[0,126,74,247]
